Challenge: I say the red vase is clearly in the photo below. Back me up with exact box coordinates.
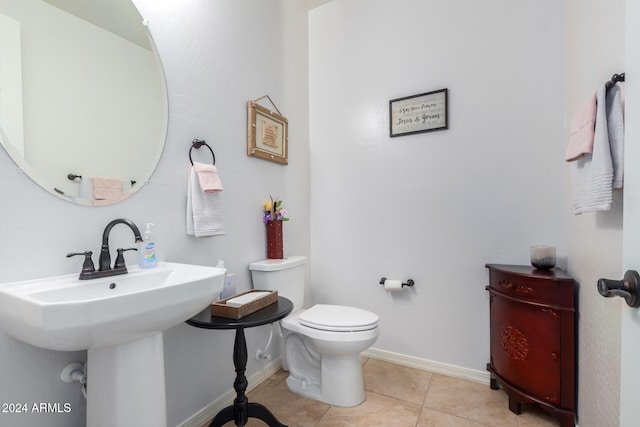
[266,220,283,259]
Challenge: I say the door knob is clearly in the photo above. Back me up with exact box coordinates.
[597,270,640,308]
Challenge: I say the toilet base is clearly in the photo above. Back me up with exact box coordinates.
[286,353,365,407]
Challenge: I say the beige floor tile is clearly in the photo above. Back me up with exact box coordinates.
[418,407,487,427]
[363,358,433,405]
[316,390,422,427]
[516,404,562,427]
[424,374,518,427]
[248,378,330,427]
[247,378,277,398]
[264,369,289,385]
[199,362,562,427]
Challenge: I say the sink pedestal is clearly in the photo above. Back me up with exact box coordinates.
[0,262,227,427]
[87,332,167,427]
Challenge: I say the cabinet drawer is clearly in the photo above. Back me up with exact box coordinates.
[487,264,574,308]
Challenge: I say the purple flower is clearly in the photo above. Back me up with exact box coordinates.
[262,196,290,222]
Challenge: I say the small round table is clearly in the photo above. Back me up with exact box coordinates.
[186,297,293,427]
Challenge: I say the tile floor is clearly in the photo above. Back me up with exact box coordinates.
[205,358,561,427]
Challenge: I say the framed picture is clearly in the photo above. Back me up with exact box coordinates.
[389,88,448,137]
[247,101,288,165]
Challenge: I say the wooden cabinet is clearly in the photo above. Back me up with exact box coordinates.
[485,264,576,427]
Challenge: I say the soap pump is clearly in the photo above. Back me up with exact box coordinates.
[138,223,157,269]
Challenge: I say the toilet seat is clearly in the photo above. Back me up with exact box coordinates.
[298,304,378,332]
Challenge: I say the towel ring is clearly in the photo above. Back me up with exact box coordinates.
[189,139,216,165]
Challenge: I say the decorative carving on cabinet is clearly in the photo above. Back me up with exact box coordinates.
[543,391,560,404]
[501,325,529,361]
[499,280,514,290]
[542,308,559,319]
[499,280,533,296]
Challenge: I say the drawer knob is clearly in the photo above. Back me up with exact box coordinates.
[597,270,640,308]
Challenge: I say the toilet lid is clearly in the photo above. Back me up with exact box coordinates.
[298,304,378,332]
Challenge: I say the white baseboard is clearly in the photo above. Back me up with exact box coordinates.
[362,347,491,385]
[176,357,283,427]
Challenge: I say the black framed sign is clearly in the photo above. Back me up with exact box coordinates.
[389,88,448,137]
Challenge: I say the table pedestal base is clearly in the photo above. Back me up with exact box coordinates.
[209,328,287,427]
[209,402,286,427]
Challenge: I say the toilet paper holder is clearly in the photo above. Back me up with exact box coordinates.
[379,277,415,288]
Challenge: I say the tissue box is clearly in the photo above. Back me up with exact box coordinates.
[210,290,278,319]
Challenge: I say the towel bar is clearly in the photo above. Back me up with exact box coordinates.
[67,174,136,186]
[605,72,625,89]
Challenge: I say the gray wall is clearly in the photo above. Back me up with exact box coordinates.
[0,0,626,426]
[309,0,565,372]
[564,0,625,426]
[0,1,310,426]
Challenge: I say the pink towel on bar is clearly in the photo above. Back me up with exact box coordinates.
[565,92,597,161]
[93,177,123,200]
[193,161,223,193]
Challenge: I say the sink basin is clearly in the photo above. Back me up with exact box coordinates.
[0,261,225,351]
[0,261,225,426]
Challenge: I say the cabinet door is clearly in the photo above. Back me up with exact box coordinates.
[490,293,561,404]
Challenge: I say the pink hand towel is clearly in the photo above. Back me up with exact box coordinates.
[565,92,597,161]
[93,177,123,200]
[193,161,223,193]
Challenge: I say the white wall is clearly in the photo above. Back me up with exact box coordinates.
[564,1,625,426]
[0,1,309,426]
[309,0,564,371]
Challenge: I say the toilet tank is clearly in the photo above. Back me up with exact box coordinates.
[249,256,306,309]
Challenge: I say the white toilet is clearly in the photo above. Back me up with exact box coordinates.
[249,256,379,407]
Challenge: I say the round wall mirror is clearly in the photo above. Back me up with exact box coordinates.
[0,0,168,206]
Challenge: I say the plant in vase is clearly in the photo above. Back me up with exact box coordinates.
[263,196,289,223]
[263,196,289,259]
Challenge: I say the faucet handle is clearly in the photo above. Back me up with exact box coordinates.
[114,247,137,270]
[66,251,95,277]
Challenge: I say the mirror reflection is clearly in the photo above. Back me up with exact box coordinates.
[0,0,168,205]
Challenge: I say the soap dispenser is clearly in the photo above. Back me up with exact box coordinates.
[138,223,157,269]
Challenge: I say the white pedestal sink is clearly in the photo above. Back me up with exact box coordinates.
[0,262,226,427]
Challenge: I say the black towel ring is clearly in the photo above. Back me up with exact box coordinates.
[189,139,216,165]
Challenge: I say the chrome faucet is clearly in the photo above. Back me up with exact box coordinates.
[99,218,143,271]
[67,218,143,280]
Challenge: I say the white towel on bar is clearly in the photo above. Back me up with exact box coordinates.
[570,85,624,214]
[187,166,225,237]
[79,177,94,200]
[607,84,624,188]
